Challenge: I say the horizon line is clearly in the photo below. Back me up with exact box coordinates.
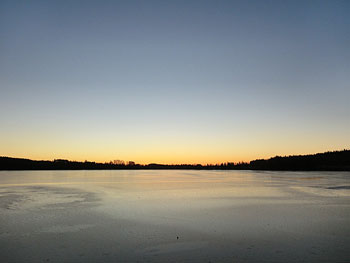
[1,149,348,166]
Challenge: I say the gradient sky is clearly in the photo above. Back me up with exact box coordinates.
[1,0,349,164]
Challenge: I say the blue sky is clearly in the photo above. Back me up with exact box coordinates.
[1,0,349,163]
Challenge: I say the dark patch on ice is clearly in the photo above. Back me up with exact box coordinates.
[326,186,350,190]
[0,186,100,211]
[0,194,26,210]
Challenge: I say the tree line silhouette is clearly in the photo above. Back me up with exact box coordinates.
[0,150,349,171]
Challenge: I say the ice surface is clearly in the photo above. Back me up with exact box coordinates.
[0,170,349,262]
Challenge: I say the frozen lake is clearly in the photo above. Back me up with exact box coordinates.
[0,170,349,262]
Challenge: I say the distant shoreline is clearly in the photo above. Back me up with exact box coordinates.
[1,150,349,171]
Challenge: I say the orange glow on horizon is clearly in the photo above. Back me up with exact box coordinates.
[2,148,348,165]
[1,126,349,165]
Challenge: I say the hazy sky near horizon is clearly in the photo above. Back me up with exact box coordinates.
[1,0,349,164]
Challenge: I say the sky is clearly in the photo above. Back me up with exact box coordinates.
[1,0,349,164]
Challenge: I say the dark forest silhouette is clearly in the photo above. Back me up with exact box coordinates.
[0,150,349,171]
